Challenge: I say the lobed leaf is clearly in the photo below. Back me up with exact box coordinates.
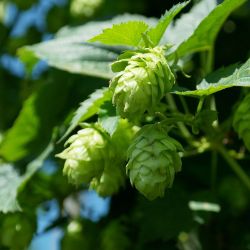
[19,14,156,79]
[168,0,247,58]
[0,81,69,161]
[0,142,53,213]
[147,1,190,46]
[163,0,217,48]
[89,21,149,47]
[60,88,112,141]
[172,58,250,97]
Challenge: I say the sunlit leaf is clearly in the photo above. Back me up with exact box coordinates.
[147,1,190,46]
[168,0,247,58]
[173,58,250,96]
[89,21,149,47]
[0,142,53,213]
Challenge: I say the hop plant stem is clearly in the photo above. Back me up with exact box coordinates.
[166,94,193,141]
[218,145,250,191]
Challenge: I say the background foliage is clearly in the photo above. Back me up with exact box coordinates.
[0,0,250,249]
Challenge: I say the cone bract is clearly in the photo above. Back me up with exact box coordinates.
[126,124,183,200]
[57,121,136,196]
[110,46,175,120]
[57,127,112,185]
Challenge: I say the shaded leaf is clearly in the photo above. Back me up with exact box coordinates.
[89,21,149,47]
[135,186,194,242]
[0,81,69,161]
[98,101,119,136]
[60,88,112,141]
[0,142,53,213]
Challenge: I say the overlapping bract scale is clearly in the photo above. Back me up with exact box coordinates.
[126,124,183,200]
[110,46,175,120]
[57,121,135,196]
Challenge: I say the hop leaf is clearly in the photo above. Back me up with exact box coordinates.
[101,220,131,250]
[233,93,250,151]
[110,46,175,121]
[0,213,36,250]
[126,124,183,200]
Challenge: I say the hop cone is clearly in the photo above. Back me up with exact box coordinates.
[57,126,115,186]
[110,46,175,120]
[90,165,125,196]
[89,119,138,196]
[126,124,183,200]
[57,121,136,196]
[233,93,250,150]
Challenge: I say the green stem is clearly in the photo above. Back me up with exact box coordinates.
[179,96,190,114]
[211,151,218,191]
[205,47,214,75]
[218,145,250,191]
[196,96,205,115]
[166,94,193,140]
[161,116,193,126]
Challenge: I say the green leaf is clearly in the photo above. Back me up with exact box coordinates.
[147,1,190,46]
[19,14,156,79]
[19,43,118,79]
[98,101,120,136]
[0,81,69,161]
[60,88,112,142]
[18,47,39,75]
[0,142,53,213]
[173,58,250,97]
[193,110,218,134]
[135,186,194,242]
[89,21,149,47]
[0,164,22,213]
[163,0,217,48]
[170,0,247,58]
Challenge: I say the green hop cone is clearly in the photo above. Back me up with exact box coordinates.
[57,126,111,185]
[90,164,125,196]
[90,119,137,196]
[233,93,250,150]
[110,46,175,120]
[57,121,136,196]
[112,118,139,157]
[126,124,183,200]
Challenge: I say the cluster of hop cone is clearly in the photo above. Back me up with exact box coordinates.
[57,46,184,200]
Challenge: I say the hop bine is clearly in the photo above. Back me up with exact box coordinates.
[110,46,175,121]
[233,93,250,151]
[126,124,183,200]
